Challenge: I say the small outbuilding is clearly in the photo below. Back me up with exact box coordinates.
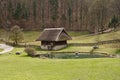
[36,28,72,50]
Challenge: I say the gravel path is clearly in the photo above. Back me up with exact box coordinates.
[0,44,14,54]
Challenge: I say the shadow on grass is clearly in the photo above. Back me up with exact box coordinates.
[20,55,30,57]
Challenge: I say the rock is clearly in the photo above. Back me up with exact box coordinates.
[16,51,21,55]
[116,55,120,58]
[93,45,99,49]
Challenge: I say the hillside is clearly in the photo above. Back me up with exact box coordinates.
[0,30,120,80]
[0,29,120,54]
[69,30,120,43]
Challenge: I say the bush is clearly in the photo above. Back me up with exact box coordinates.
[115,49,120,54]
[24,48,36,57]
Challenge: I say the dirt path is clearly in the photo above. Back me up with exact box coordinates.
[0,44,14,54]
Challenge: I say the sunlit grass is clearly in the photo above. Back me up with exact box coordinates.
[0,53,120,80]
[0,29,120,80]
[23,31,41,42]
[0,29,120,54]
[0,49,3,52]
[69,30,120,43]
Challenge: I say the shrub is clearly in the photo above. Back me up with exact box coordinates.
[24,48,36,57]
[90,49,94,54]
[115,49,120,54]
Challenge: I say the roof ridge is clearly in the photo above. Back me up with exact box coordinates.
[56,29,64,41]
[44,28,64,30]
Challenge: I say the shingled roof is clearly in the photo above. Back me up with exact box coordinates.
[36,28,72,41]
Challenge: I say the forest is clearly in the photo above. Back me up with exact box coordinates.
[0,0,120,33]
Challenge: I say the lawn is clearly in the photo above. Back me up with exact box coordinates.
[0,29,120,80]
[0,49,3,52]
[68,30,120,43]
[0,29,120,54]
[0,52,120,80]
[1,29,120,43]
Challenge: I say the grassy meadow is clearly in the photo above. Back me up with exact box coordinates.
[0,53,120,80]
[0,29,120,54]
[0,29,120,80]
[22,30,120,54]
[0,49,3,52]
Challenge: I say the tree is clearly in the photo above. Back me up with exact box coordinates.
[90,0,109,33]
[13,3,22,20]
[10,25,24,45]
[33,0,37,21]
[49,0,58,27]
[21,2,29,20]
[0,0,117,32]
[41,0,45,28]
[111,0,120,19]
[108,15,119,30]
[67,0,73,30]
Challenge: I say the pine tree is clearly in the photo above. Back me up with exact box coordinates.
[13,3,22,20]
[49,0,58,24]
[33,0,37,21]
[21,2,29,20]
[108,15,119,29]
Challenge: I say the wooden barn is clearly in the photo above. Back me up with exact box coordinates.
[36,28,72,50]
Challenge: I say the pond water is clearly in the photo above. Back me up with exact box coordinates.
[50,53,109,59]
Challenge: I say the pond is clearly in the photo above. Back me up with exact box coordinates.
[50,52,109,59]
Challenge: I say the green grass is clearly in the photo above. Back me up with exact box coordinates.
[0,29,6,38]
[0,29,120,55]
[23,31,41,42]
[68,31,89,37]
[23,30,120,54]
[34,45,93,54]
[69,30,120,43]
[1,29,120,43]
[0,49,3,52]
[0,29,120,80]
[22,30,120,44]
[0,52,120,80]
[0,29,120,54]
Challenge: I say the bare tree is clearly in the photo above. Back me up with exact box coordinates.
[10,25,24,45]
[0,0,118,33]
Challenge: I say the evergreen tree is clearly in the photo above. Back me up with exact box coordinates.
[49,0,58,22]
[21,2,29,20]
[33,0,37,21]
[41,0,45,28]
[108,15,119,29]
[8,0,13,19]
[13,3,22,20]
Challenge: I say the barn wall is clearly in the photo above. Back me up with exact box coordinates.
[53,45,67,50]
[55,41,67,45]
[41,45,67,50]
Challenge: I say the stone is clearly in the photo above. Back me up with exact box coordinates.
[16,51,21,55]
